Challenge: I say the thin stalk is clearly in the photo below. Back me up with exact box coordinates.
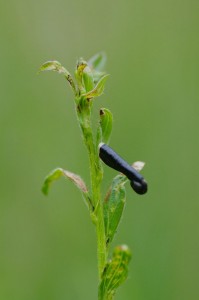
[76,98,107,279]
[40,55,134,300]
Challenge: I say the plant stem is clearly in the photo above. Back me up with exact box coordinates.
[96,197,107,277]
[76,98,107,279]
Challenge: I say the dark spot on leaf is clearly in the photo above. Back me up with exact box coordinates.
[100,109,105,116]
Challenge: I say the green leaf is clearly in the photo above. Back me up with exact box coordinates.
[88,52,107,72]
[102,162,145,230]
[98,108,113,144]
[42,168,93,210]
[83,74,109,100]
[82,66,94,92]
[103,175,127,246]
[39,61,65,73]
[39,61,76,93]
[88,52,107,84]
[98,245,132,300]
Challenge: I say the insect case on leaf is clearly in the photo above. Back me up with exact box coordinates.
[99,143,148,195]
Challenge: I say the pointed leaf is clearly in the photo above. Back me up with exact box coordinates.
[39,61,76,93]
[88,52,107,72]
[103,175,127,245]
[83,74,109,100]
[99,245,132,299]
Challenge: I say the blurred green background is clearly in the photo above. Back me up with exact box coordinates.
[0,0,199,299]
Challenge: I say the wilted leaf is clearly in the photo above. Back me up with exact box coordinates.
[39,61,66,73]
[42,168,93,210]
[132,161,145,172]
[39,61,76,93]
[62,169,88,193]
[99,245,132,299]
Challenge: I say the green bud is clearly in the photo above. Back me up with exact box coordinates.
[82,66,94,92]
[100,108,113,144]
[75,59,87,93]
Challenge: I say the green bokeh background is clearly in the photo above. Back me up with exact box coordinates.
[0,1,199,299]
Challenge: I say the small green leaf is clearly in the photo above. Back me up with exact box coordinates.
[83,74,109,100]
[42,168,63,195]
[99,245,132,299]
[82,66,94,92]
[87,52,107,84]
[103,175,127,246]
[99,108,113,144]
[42,168,93,210]
[39,61,65,73]
[39,61,76,93]
[88,52,107,72]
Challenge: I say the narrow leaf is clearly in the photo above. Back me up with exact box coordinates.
[99,245,132,299]
[39,61,76,93]
[39,61,66,73]
[83,74,109,100]
[42,168,93,210]
[88,52,107,72]
[103,175,127,246]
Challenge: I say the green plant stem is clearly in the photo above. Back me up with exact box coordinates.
[96,200,107,277]
[76,98,107,280]
[40,56,133,300]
